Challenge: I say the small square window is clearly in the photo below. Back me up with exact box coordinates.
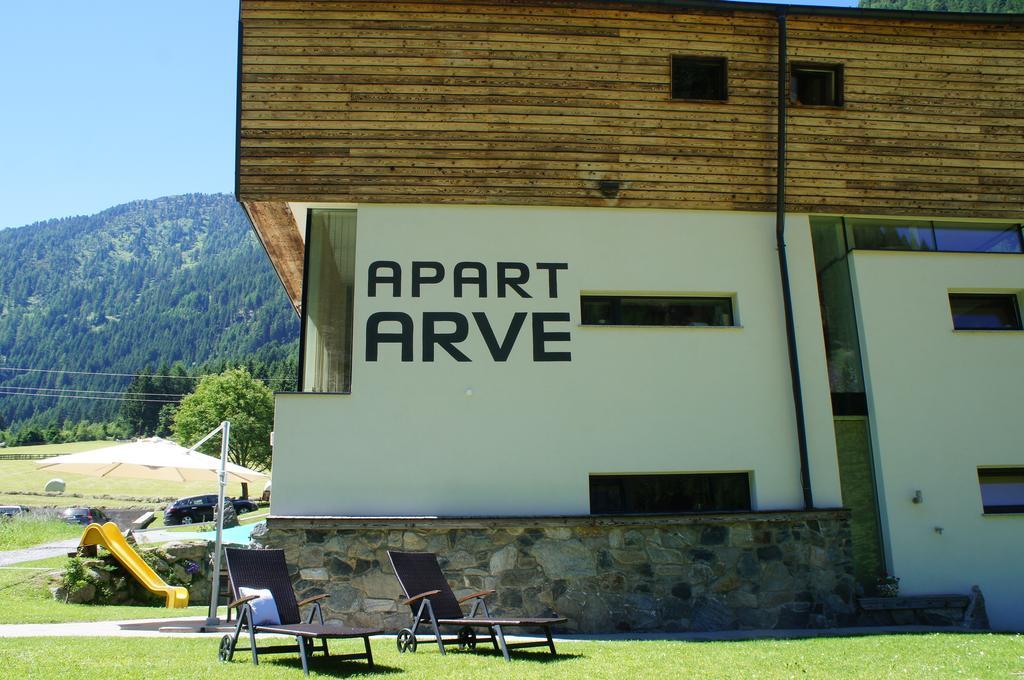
[949,293,1022,331]
[978,468,1024,514]
[791,63,843,107]
[671,56,727,101]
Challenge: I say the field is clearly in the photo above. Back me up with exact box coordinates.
[0,441,251,509]
[0,633,1021,679]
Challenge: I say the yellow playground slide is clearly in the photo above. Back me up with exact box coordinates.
[78,521,189,609]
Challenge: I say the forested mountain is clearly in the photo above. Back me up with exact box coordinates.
[859,0,1023,11]
[0,194,298,430]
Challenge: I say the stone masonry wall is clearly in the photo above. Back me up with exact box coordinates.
[254,510,856,633]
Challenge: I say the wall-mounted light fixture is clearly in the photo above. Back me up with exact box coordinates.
[912,490,923,504]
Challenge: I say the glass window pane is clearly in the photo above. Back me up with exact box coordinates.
[979,468,1024,514]
[950,294,1021,331]
[590,473,751,514]
[933,222,1023,254]
[847,218,935,251]
[303,210,357,392]
[810,216,866,395]
[671,56,727,101]
[581,296,733,327]
[793,64,842,106]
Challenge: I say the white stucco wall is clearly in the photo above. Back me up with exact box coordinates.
[850,250,1024,631]
[271,204,841,518]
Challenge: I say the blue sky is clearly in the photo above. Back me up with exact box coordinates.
[0,0,857,230]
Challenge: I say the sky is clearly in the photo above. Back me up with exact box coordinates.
[0,0,857,230]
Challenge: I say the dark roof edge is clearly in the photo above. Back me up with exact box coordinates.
[580,0,1024,24]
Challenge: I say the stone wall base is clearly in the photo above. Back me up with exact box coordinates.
[254,510,856,634]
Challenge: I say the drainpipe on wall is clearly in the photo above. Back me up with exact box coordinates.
[775,8,815,510]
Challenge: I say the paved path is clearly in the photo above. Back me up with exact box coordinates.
[0,539,78,567]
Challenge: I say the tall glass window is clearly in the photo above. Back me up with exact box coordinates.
[301,210,357,393]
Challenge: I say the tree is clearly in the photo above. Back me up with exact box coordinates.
[172,368,274,473]
[859,0,1023,11]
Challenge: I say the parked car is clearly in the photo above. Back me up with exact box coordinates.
[0,505,29,520]
[60,507,109,525]
[163,494,259,525]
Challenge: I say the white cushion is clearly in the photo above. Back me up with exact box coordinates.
[239,587,281,626]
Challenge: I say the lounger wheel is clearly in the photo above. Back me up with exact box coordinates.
[457,627,477,650]
[397,628,417,653]
[218,635,233,662]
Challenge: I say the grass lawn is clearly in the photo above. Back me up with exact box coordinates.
[0,633,1021,679]
[0,556,209,624]
[0,517,80,551]
[0,441,250,509]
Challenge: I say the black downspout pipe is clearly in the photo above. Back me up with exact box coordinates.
[775,9,815,510]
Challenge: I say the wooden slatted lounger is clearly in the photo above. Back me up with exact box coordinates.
[388,550,568,662]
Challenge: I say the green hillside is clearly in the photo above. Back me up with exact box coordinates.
[859,0,1023,11]
[0,194,298,429]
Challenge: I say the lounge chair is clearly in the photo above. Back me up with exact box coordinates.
[220,548,382,676]
[387,550,567,661]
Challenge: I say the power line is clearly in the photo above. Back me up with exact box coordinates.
[0,385,188,398]
[0,365,294,383]
[0,389,181,404]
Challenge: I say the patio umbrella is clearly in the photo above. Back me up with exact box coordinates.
[37,425,263,629]
[35,436,266,483]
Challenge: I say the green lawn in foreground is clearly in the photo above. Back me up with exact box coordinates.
[0,517,80,551]
[0,633,1020,679]
[0,441,249,507]
[0,557,209,624]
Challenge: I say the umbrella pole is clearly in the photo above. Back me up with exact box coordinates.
[203,420,230,629]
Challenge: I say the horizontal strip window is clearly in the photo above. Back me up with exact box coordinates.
[590,473,751,515]
[844,218,1024,254]
[950,293,1022,331]
[581,296,734,327]
[978,468,1024,515]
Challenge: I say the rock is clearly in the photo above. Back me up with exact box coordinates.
[402,532,427,551]
[216,500,239,529]
[67,583,96,604]
[364,598,397,613]
[533,539,596,578]
[489,545,518,574]
[299,568,329,581]
[690,596,733,631]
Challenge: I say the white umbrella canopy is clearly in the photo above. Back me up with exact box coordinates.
[36,437,267,483]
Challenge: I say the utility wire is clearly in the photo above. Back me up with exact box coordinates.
[0,365,293,383]
[0,389,181,404]
[0,385,188,398]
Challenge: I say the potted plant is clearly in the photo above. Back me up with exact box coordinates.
[876,573,900,597]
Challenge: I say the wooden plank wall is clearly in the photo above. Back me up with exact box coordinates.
[238,0,1024,219]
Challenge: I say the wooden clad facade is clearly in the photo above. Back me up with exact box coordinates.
[237,0,1024,220]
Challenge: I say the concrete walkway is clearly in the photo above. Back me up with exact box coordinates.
[0,539,78,567]
[0,617,974,639]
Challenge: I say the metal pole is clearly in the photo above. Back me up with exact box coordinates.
[204,420,230,628]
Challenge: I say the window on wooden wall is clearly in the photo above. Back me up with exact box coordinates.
[791,63,843,107]
[978,468,1024,514]
[581,295,735,327]
[590,473,752,514]
[670,56,728,101]
[949,293,1022,331]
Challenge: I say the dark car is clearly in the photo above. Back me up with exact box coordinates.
[0,505,29,520]
[60,507,109,525]
[163,494,259,526]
